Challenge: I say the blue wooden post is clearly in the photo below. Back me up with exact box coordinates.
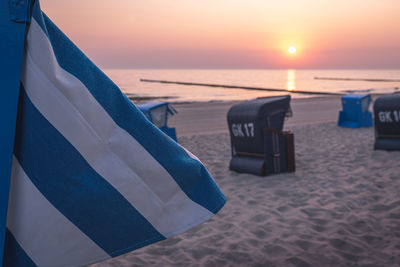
[0,0,31,265]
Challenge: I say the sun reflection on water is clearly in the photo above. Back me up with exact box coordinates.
[286,69,296,91]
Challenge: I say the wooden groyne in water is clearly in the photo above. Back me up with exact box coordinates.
[314,77,400,83]
[140,79,344,96]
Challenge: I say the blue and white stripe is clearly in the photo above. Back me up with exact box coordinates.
[4,1,225,266]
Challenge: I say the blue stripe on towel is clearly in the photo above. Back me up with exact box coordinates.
[3,229,36,267]
[30,9,225,215]
[13,88,165,256]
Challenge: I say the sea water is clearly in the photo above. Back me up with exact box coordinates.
[104,69,400,103]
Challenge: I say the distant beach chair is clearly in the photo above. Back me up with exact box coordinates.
[374,93,400,150]
[338,94,373,128]
[227,95,295,176]
[138,101,178,141]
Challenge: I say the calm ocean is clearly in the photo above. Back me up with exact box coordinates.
[104,69,400,103]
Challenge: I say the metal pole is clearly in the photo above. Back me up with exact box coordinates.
[0,0,30,265]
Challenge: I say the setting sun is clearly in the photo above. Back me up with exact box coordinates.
[288,46,296,54]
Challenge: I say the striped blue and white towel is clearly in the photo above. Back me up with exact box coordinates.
[3,1,225,266]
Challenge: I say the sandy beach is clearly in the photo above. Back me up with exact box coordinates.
[91,97,400,267]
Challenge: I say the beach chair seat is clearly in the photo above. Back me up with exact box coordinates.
[374,93,400,150]
[227,95,295,176]
[338,94,373,128]
[138,101,178,141]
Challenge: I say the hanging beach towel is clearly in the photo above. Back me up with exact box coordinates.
[3,1,225,266]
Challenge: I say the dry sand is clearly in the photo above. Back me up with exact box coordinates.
[91,97,400,267]
[167,96,342,136]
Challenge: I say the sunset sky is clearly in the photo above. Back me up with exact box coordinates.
[40,0,400,69]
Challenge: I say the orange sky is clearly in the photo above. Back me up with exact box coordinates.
[40,0,400,69]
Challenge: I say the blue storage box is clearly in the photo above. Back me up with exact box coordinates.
[138,101,178,141]
[338,94,373,128]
